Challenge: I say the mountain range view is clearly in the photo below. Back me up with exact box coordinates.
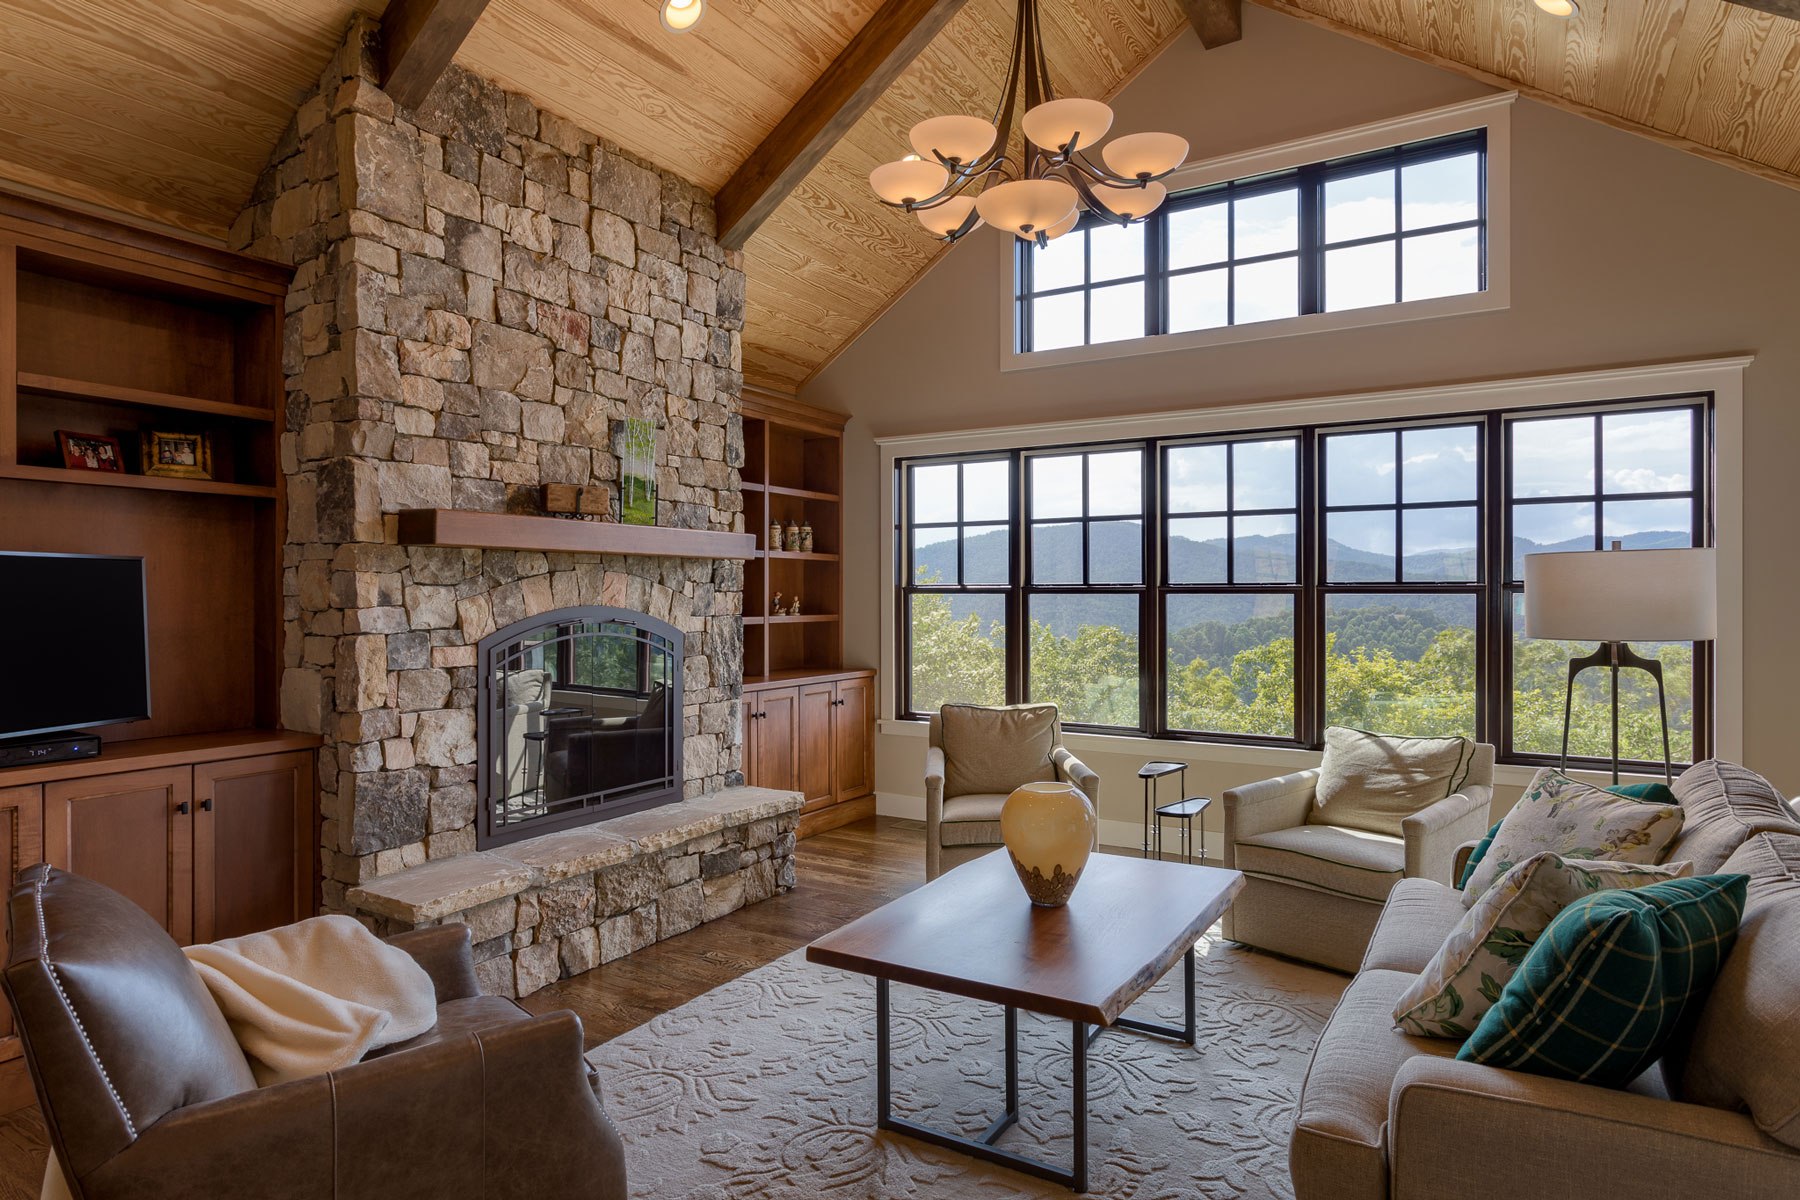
[914,526,1691,656]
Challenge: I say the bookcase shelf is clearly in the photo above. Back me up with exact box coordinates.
[17,373,275,423]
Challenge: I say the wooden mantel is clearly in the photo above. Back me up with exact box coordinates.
[396,509,757,558]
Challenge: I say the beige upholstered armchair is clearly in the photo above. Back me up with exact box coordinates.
[925,703,1100,879]
[1221,729,1495,972]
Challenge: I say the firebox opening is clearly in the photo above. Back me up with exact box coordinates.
[478,606,685,848]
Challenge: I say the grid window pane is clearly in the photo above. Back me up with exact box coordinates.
[1032,231,1085,292]
[1325,168,1396,243]
[1234,188,1299,256]
[1512,502,1594,578]
[1234,439,1298,509]
[1234,257,1299,323]
[1327,510,1397,581]
[1031,292,1084,351]
[1234,514,1298,583]
[1604,498,1693,548]
[1090,281,1146,344]
[962,459,1010,521]
[1168,202,1228,269]
[1028,594,1140,726]
[909,593,1006,712]
[1168,444,1228,512]
[1603,410,1692,493]
[1402,228,1480,301]
[912,526,958,585]
[961,525,1010,585]
[1402,153,1480,230]
[1325,241,1397,312]
[1090,222,1145,283]
[1031,522,1083,583]
[1327,594,1477,737]
[1088,450,1143,516]
[1166,594,1295,737]
[1402,426,1479,503]
[1513,417,1594,497]
[1403,506,1479,581]
[1168,517,1228,583]
[1090,519,1144,583]
[1510,594,1694,762]
[1030,456,1083,519]
[911,463,958,523]
[1327,431,1397,507]
[1169,269,1228,333]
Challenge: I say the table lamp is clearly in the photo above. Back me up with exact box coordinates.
[1523,543,1716,783]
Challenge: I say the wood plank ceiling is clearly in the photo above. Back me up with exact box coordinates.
[2,0,1800,390]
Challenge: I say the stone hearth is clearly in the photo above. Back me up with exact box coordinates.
[346,787,800,997]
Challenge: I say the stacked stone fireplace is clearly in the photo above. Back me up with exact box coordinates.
[229,19,798,997]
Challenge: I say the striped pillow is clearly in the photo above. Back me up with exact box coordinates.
[1457,873,1748,1087]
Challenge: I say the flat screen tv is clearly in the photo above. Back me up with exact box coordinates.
[0,552,151,741]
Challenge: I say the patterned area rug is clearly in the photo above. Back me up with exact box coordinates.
[586,926,1348,1199]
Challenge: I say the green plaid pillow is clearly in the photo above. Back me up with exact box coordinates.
[1457,873,1748,1087]
[1456,782,1680,890]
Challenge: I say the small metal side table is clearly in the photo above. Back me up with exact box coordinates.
[1153,796,1213,865]
[1137,761,1187,857]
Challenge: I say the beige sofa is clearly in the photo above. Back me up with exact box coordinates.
[1221,742,1495,973]
[1289,760,1800,1200]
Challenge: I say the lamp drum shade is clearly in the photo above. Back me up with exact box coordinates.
[1524,548,1717,642]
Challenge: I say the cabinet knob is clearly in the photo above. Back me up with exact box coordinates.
[200,798,213,812]
[175,801,190,815]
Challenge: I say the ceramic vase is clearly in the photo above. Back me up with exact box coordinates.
[1000,780,1096,907]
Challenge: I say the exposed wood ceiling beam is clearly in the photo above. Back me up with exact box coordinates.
[1180,0,1243,49]
[381,0,492,111]
[714,0,972,251]
[1726,0,1800,17]
[1252,0,1800,198]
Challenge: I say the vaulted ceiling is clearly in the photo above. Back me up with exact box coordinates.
[2,0,1799,393]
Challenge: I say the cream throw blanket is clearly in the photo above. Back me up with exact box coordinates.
[181,914,439,1086]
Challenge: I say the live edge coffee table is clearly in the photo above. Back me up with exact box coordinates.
[806,852,1244,1192]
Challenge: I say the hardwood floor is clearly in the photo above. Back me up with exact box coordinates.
[0,816,1182,1194]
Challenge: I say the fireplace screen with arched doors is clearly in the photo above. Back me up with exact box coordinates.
[477,605,683,847]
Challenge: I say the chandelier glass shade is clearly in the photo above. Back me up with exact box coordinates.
[868,0,1189,245]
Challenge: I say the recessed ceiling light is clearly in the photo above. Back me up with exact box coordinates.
[1533,0,1578,16]
[661,0,705,33]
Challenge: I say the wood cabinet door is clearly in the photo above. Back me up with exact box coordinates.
[0,786,44,1057]
[833,676,873,801]
[754,687,800,793]
[797,682,836,810]
[193,752,312,943]
[45,767,193,944]
[740,696,759,785]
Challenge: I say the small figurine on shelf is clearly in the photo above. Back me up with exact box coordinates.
[799,522,814,553]
[768,519,782,551]
[772,592,783,615]
[790,595,802,616]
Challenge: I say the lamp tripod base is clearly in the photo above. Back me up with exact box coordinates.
[1559,641,1673,785]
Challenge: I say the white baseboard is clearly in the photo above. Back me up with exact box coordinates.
[875,792,1210,857]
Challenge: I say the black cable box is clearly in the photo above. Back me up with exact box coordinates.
[0,734,103,769]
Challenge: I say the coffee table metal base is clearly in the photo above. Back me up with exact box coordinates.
[873,947,1197,1192]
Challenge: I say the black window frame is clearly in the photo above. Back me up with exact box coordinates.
[895,394,1715,772]
[1015,129,1488,353]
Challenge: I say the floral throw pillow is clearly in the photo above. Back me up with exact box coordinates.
[1394,853,1694,1039]
[1460,768,1685,906]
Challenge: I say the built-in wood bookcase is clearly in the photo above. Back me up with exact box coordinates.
[0,195,292,738]
[739,387,874,837]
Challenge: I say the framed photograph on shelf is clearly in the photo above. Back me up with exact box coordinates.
[56,430,125,473]
[142,431,213,481]
[615,417,658,526]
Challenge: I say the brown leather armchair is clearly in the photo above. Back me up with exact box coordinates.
[3,864,627,1200]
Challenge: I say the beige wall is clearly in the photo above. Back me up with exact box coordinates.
[799,6,1800,836]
